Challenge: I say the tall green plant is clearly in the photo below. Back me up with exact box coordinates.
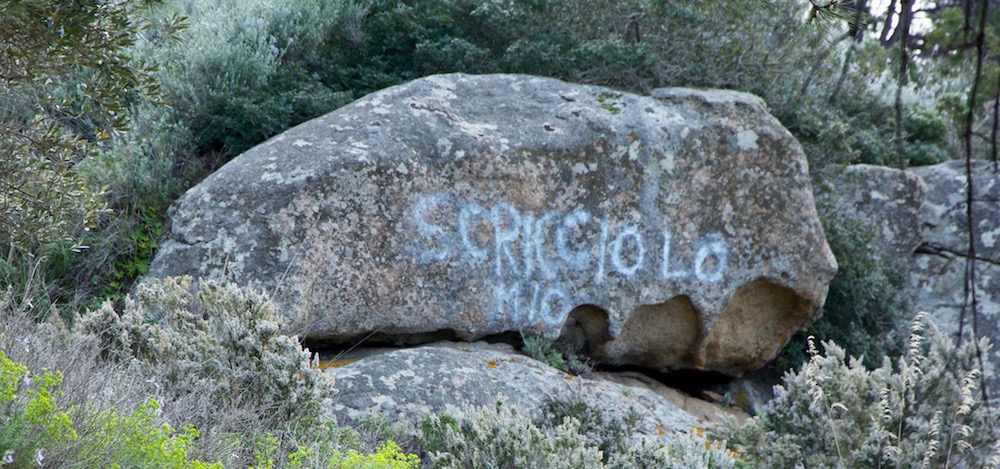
[134,0,354,158]
[0,0,179,253]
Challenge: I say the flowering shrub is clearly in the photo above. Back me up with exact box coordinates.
[0,349,218,468]
[724,314,1000,468]
[420,397,740,468]
[78,276,334,430]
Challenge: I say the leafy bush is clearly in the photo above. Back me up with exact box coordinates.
[77,276,334,432]
[3,279,417,468]
[72,103,189,310]
[724,315,1000,468]
[0,348,219,468]
[134,0,354,158]
[520,332,592,375]
[420,402,606,468]
[74,399,221,469]
[777,212,911,371]
[539,397,641,464]
[902,107,951,166]
[0,350,77,467]
[0,0,168,255]
[420,397,740,468]
[329,440,420,469]
[521,332,570,372]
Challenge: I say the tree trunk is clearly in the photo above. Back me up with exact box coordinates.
[830,0,870,103]
[880,0,898,43]
[961,0,991,407]
[894,0,911,169]
[886,0,914,46]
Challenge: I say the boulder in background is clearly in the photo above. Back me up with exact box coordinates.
[908,160,1000,391]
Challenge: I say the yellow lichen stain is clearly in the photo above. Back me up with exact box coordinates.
[487,360,498,369]
[314,359,359,369]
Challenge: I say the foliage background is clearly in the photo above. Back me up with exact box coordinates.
[1,0,999,466]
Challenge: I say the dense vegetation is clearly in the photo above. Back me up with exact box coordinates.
[2,0,999,466]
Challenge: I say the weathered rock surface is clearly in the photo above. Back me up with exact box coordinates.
[908,160,1000,389]
[149,73,837,373]
[816,164,927,258]
[326,342,742,436]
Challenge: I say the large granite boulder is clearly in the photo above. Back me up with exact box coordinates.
[909,160,1000,390]
[326,341,745,436]
[149,73,837,373]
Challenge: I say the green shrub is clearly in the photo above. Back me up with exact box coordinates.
[134,0,353,158]
[777,211,911,371]
[329,440,420,469]
[74,399,222,469]
[73,103,188,310]
[72,276,430,467]
[521,332,569,372]
[0,348,218,469]
[420,402,605,469]
[240,424,419,469]
[77,276,335,432]
[902,107,951,166]
[0,350,76,467]
[420,397,740,468]
[520,332,592,375]
[0,0,167,255]
[724,315,1000,468]
[2,279,413,468]
[539,397,640,464]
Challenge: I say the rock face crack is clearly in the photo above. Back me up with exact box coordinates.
[409,102,458,122]
[916,243,1000,267]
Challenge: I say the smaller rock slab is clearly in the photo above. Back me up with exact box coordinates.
[327,342,713,438]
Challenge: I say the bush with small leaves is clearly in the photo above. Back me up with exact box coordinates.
[520,333,570,372]
[329,440,420,469]
[133,0,354,158]
[420,402,605,469]
[520,332,593,375]
[420,397,739,468]
[76,276,335,434]
[0,348,219,469]
[540,397,640,464]
[724,314,1000,468]
[5,281,416,468]
[777,211,911,371]
[0,350,76,467]
[74,399,222,469]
